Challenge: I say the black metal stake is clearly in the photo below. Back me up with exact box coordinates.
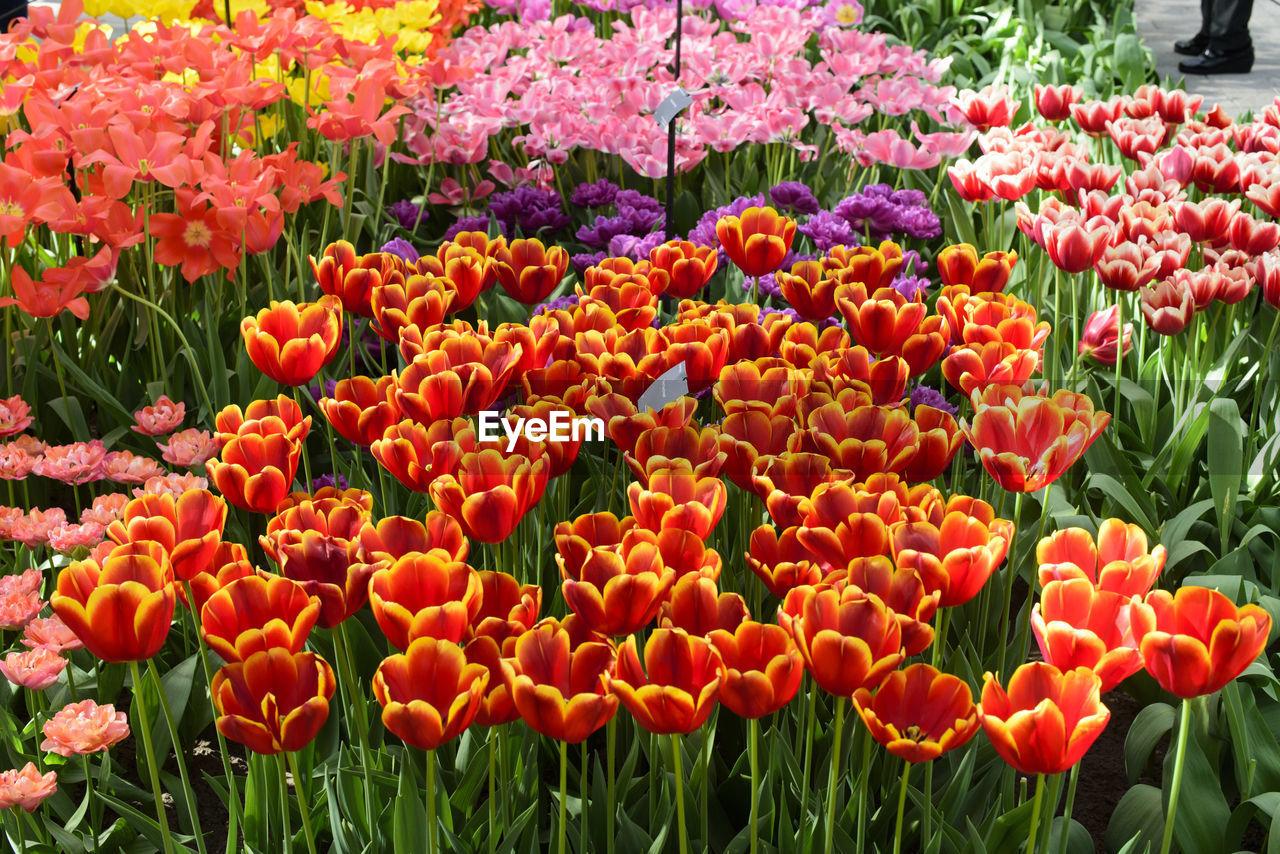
[663,0,683,241]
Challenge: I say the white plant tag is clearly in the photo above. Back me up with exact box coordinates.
[654,88,693,131]
[637,362,689,413]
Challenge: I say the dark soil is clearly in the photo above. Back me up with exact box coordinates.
[1072,689,1153,853]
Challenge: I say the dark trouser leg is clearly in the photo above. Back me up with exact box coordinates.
[1208,0,1253,52]
[1199,0,1213,37]
[0,0,27,33]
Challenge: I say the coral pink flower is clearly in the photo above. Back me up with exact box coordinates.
[0,569,41,596]
[22,615,84,653]
[9,508,67,548]
[133,473,209,499]
[81,493,130,527]
[8,435,44,456]
[33,442,107,485]
[0,763,57,812]
[0,444,36,480]
[0,648,67,691]
[40,700,130,756]
[101,452,166,485]
[132,396,186,437]
[0,396,33,438]
[0,591,44,630]
[158,429,222,468]
[46,522,106,554]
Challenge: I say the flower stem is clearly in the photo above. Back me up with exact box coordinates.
[606,717,617,854]
[128,660,176,854]
[558,739,568,854]
[799,683,816,819]
[749,717,760,854]
[426,748,438,854]
[1160,698,1193,854]
[287,752,318,854]
[855,724,871,852]
[824,697,846,854]
[82,755,98,852]
[146,658,208,854]
[1026,773,1045,854]
[893,761,911,854]
[1057,763,1081,854]
[997,490,1026,678]
[671,735,689,854]
[488,734,497,854]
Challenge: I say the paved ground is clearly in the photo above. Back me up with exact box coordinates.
[1136,0,1280,119]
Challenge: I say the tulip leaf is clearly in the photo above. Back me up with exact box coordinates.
[1208,397,1246,555]
[1124,701,1174,785]
[392,752,426,854]
[1104,783,1163,853]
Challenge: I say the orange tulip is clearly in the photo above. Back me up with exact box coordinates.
[776,260,841,321]
[890,497,1015,607]
[373,637,488,750]
[715,207,796,278]
[499,621,618,743]
[418,245,495,313]
[606,629,724,734]
[371,419,466,493]
[627,465,726,540]
[394,338,523,423]
[788,586,903,697]
[370,274,455,343]
[181,543,256,615]
[1032,579,1143,692]
[559,534,676,637]
[554,512,638,573]
[429,449,549,543]
[835,286,928,357]
[311,240,403,318]
[584,391,697,457]
[647,528,723,583]
[358,512,468,565]
[712,360,808,418]
[214,396,310,446]
[274,531,375,628]
[942,342,1041,395]
[206,420,304,515]
[1129,586,1272,698]
[749,453,847,529]
[901,405,963,483]
[262,489,371,559]
[1036,519,1165,596]
[706,621,803,719]
[935,245,1017,293]
[853,664,980,763]
[368,552,482,651]
[824,242,904,291]
[213,649,336,755]
[241,296,344,386]
[718,411,803,492]
[464,635,521,727]
[978,663,1110,775]
[493,238,569,305]
[805,403,920,481]
[105,489,226,582]
[470,570,541,642]
[795,482,894,571]
[825,558,940,656]
[52,542,174,662]
[658,576,748,637]
[961,389,1110,492]
[625,425,725,484]
[200,575,321,663]
[319,376,402,447]
[648,240,718,299]
[813,346,909,406]
[744,525,823,599]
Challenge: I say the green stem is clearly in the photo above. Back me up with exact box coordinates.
[923,761,932,847]
[749,717,759,854]
[146,658,208,854]
[855,725,871,853]
[893,761,911,854]
[426,748,438,854]
[558,739,568,854]
[997,490,1026,677]
[276,754,291,851]
[1057,763,1081,854]
[580,740,589,854]
[488,734,497,854]
[108,282,215,418]
[128,660,176,854]
[83,755,98,852]
[824,698,846,854]
[800,684,816,820]
[1026,774,1045,854]
[1160,698,1193,854]
[287,752,318,854]
[672,735,689,854]
[1113,291,1125,421]
[606,717,617,854]
[932,608,950,669]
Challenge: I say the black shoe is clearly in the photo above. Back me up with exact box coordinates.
[1174,33,1208,55]
[1179,47,1255,75]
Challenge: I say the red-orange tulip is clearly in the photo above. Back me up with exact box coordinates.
[311,240,403,318]
[788,586,903,697]
[978,663,1110,775]
[214,396,310,446]
[825,558,940,656]
[901,405,963,483]
[658,576,748,637]
[275,532,375,628]
[936,245,1017,293]
[1036,519,1165,596]
[358,512,468,565]
[213,649,335,755]
[370,274,455,343]
[373,637,488,750]
[370,419,465,494]
[744,525,823,599]
[493,238,569,305]
[776,260,840,321]
[805,403,919,481]
[320,376,402,447]
[369,552,482,651]
[499,621,618,743]
[707,621,803,719]
[52,542,174,663]
[241,296,344,386]
[393,338,522,423]
[1129,586,1272,698]
[606,629,724,734]
[648,240,718,299]
[890,497,1015,607]
[559,535,676,637]
[715,206,796,278]
[1032,579,1142,692]
[206,422,303,515]
[200,575,321,663]
[429,449,549,543]
[853,664,980,763]
[627,465,726,539]
[625,425,725,484]
[105,489,226,582]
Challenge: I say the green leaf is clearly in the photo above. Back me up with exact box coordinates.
[1105,784,1164,852]
[1125,702,1175,784]
[393,752,426,853]
[1208,397,1246,554]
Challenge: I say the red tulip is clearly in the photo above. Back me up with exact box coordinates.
[241,296,344,386]
[606,629,724,734]
[788,586,903,697]
[213,649,335,755]
[373,637,488,750]
[978,662,1110,775]
[707,621,803,719]
[499,621,618,743]
[715,206,796,278]
[1032,579,1143,691]
[853,664,980,763]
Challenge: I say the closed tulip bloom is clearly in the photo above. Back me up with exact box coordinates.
[319,376,402,447]
[1032,579,1143,692]
[561,535,676,637]
[369,552,482,650]
[978,663,1110,775]
[200,575,321,663]
[744,524,824,599]
[1034,84,1082,122]
[658,576,749,636]
[902,405,963,483]
[464,635,521,727]
[494,238,569,305]
[749,453,845,529]
[719,411,803,491]
[214,396,311,446]
[422,245,494,313]
[707,621,804,719]
[777,260,841,321]
[627,465,727,540]
[1130,586,1272,699]
[429,449,549,543]
[373,637,488,751]
[40,699,130,756]
[359,512,469,565]
[648,241,718,298]
[0,648,67,691]
[394,338,523,423]
[206,422,303,515]
[1174,198,1240,244]
[789,586,904,697]
[241,296,344,386]
[936,245,1017,294]
[625,425,725,485]
[607,629,724,734]
[213,649,336,755]
[371,419,466,494]
[1040,219,1111,274]
[52,542,174,663]
[370,274,455,343]
[960,389,1110,493]
[1078,306,1133,367]
[276,531,376,628]
[826,558,940,656]
[805,402,920,481]
[716,206,796,278]
[853,664,980,763]
[311,239,396,318]
[105,490,226,582]
[499,621,618,743]
[1037,519,1166,596]
[1140,277,1195,335]
[891,498,1015,607]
